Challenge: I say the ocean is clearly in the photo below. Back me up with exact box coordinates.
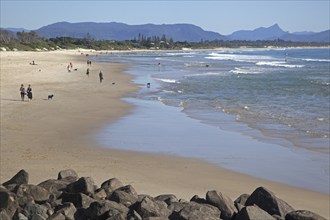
[96,48,330,193]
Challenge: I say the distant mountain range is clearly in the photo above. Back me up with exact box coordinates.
[226,24,329,42]
[2,22,329,43]
[34,22,227,42]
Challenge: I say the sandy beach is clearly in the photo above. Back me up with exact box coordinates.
[0,50,329,218]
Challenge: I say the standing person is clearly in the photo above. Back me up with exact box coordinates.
[86,68,90,77]
[19,84,25,101]
[27,84,33,101]
[99,71,104,83]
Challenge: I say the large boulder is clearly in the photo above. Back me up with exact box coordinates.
[108,190,138,207]
[234,205,276,220]
[84,200,129,220]
[2,170,29,186]
[49,202,77,220]
[206,190,237,220]
[38,179,68,199]
[93,188,107,200]
[15,184,51,203]
[234,193,250,206]
[66,177,95,196]
[61,192,95,209]
[23,202,48,220]
[0,188,10,209]
[0,210,11,220]
[57,169,78,181]
[177,201,221,220]
[234,193,250,211]
[245,187,294,218]
[101,178,124,196]
[154,194,179,205]
[190,195,207,204]
[285,210,327,220]
[0,188,18,218]
[135,196,170,219]
[116,185,138,197]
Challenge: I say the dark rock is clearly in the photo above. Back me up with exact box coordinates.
[234,205,276,220]
[13,211,29,220]
[285,210,327,220]
[15,184,51,203]
[2,170,29,186]
[38,179,68,198]
[245,187,294,218]
[135,196,169,219]
[93,188,107,200]
[206,190,237,220]
[57,169,78,181]
[23,202,48,220]
[154,194,178,205]
[234,193,250,206]
[84,200,129,219]
[0,188,10,209]
[128,209,143,220]
[168,201,189,213]
[48,212,65,220]
[0,210,11,220]
[3,183,18,192]
[234,193,250,211]
[109,190,138,207]
[177,201,221,220]
[67,177,95,196]
[51,202,76,220]
[101,178,124,196]
[116,185,138,197]
[61,192,95,209]
[190,195,207,204]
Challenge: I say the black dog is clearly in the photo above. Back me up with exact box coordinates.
[48,94,54,100]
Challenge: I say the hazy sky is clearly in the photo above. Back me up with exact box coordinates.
[1,0,329,35]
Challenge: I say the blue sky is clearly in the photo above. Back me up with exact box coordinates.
[1,0,329,35]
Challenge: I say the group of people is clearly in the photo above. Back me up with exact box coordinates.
[19,84,32,101]
[86,68,104,83]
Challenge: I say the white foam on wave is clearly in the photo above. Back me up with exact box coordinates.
[165,52,196,56]
[154,78,180,83]
[256,61,304,68]
[185,72,227,77]
[206,52,273,63]
[162,90,176,94]
[184,62,208,67]
[302,58,330,62]
[229,67,262,75]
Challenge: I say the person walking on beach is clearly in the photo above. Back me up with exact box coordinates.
[19,84,25,101]
[99,71,104,83]
[86,68,90,77]
[27,84,33,101]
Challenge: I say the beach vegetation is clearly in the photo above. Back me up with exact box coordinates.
[0,30,328,51]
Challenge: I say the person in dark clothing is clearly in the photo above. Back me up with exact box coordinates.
[27,84,33,101]
[99,71,104,83]
[20,84,25,101]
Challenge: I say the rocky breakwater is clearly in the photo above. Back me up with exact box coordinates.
[0,169,327,220]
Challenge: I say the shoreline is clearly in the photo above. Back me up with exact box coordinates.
[1,50,329,218]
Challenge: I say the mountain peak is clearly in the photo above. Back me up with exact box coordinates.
[269,24,283,31]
